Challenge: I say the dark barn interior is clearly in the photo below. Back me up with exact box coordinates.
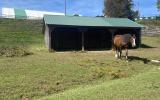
[51,27,82,51]
[84,28,112,50]
[51,26,113,51]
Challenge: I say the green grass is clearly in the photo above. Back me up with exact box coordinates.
[40,68,160,100]
[137,20,160,26]
[0,18,160,100]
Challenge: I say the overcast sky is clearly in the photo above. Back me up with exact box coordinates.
[0,0,159,17]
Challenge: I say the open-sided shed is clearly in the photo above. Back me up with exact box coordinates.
[43,15,143,51]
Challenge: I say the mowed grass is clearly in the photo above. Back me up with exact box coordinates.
[40,67,160,100]
[0,18,160,100]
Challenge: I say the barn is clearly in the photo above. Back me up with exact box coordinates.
[43,15,143,51]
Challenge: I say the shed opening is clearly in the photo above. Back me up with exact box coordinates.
[51,27,81,51]
[84,28,112,50]
[51,27,113,51]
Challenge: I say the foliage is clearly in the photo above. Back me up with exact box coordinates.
[103,0,139,20]
[157,0,160,11]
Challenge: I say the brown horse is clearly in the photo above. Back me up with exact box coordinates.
[113,34,136,60]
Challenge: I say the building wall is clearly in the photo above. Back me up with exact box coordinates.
[44,25,50,48]
[2,8,15,18]
[25,9,64,19]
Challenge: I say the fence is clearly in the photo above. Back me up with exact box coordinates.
[135,16,160,20]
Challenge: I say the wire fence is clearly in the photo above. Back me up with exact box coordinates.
[135,16,160,20]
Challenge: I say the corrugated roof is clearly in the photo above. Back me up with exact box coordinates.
[44,15,143,28]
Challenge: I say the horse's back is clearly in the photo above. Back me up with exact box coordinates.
[113,35,123,49]
[122,34,132,43]
[113,34,132,49]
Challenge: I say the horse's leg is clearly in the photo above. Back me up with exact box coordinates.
[115,48,118,59]
[118,49,120,59]
[125,48,128,60]
[117,48,121,59]
[119,48,122,59]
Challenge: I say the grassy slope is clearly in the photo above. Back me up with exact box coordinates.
[0,18,160,100]
[0,18,44,50]
[137,20,160,26]
[40,68,160,100]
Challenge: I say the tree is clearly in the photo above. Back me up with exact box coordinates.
[103,0,138,20]
[157,0,160,11]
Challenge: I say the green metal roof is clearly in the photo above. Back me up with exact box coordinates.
[44,15,143,28]
[14,9,27,19]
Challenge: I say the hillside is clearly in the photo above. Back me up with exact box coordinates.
[0,18,43,53]
[0,18,42,34]
[137,20,160,35]
[137,20,160,26]
[40,68,160,100]
[0,18,160,100]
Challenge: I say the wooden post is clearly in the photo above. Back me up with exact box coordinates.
[82,31,84,51]
[78,28,87,51]
[49,27,55,52]
[49,28,52,52]
[139,29,142,48]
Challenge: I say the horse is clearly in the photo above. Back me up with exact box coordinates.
[113,34,136,60]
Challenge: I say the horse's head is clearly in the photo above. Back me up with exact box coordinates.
[130,34,136,47]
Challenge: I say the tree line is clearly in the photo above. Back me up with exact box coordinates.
[103,0,160,20]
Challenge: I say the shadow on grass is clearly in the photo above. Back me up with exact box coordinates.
[140,44,155,48]
[128,56,150,64]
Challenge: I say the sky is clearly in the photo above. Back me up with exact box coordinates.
[0,0,159,17]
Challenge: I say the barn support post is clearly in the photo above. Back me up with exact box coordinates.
[139,28,142,48]
[134,28,141,48]
[82,31,84,51]
[78,28,87,51]
[49,27,55,52]
[48,27,52,52]
[44,24,52,51]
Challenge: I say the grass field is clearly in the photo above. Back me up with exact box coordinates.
[137,19,160,26]
[0,19,160,100]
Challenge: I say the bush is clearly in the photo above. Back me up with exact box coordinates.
[0,46,33,57]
